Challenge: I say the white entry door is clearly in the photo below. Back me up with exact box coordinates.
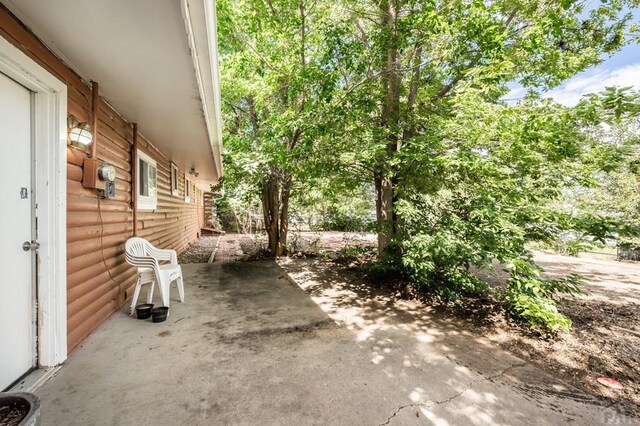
[0,71,36,390]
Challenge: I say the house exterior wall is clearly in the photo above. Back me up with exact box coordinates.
[0,5,208,352]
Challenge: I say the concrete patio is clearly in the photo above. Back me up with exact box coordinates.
[36,261,631,425]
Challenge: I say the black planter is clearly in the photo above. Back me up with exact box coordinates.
[0,392,41,426]
[151,306,169,323]
[135,303,154,320]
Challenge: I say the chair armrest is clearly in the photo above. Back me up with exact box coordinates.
[126,254,161,270]
[150,247,178,264]
[126,254,162,282]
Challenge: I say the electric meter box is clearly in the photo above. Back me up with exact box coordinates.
[83,158,117,198]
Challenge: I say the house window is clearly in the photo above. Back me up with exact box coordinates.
[170,163,179,196]
[137,150,157,210]
[184,176,191,203]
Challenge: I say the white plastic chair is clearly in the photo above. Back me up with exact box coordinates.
[125,237,184,315]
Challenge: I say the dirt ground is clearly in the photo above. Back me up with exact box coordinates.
[234,231,378,256]
[234,232,639,416]
[491,252,640,416]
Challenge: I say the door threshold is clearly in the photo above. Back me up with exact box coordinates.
[8,366,61,393]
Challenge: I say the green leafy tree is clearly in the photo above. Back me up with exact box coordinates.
[554,87,640,252]
[323,0,639,255]
[217,0,344,255]
[386,87,640,332]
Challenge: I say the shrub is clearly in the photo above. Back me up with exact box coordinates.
[392,191,585,334]
[401,233,487,301]
[506,259,583,333]
[319,210,374,232]
[398,236,582,332]
[337,244,375,258]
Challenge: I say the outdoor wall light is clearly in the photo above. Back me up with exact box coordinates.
[69,122,93,147]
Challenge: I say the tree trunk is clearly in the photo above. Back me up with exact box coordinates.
[261,177,280,255]
[375,0,402,258]
[375,171,395,257]
[277,176,292,256]
[261,173,293,257]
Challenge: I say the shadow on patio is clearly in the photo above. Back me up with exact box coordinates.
[36,261,628,425]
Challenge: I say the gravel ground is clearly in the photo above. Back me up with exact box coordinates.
[177,236,219,264]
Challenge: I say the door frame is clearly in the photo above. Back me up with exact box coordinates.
[0,36,67,367]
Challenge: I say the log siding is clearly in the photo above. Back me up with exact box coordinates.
[1,5,208,351]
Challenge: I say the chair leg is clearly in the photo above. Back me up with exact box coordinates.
[164,283,171,316]
[130,275,142,316]
[177,274,184,303]
[146,281,155,304]
[160,279,170,309]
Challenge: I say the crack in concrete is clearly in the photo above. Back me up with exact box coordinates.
[379,402,426,425]
[379,361,527,425]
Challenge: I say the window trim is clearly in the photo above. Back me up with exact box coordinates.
[184,175,191,203]
[170,162,179,197]
[137,150,157,210]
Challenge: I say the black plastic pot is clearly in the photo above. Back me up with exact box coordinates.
[0,392,41,426]
[151,306,169,323]
[136,303,154,320]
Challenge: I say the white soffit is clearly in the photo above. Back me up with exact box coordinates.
[3,0,223,188]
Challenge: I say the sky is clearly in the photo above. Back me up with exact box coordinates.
[506,6,640,106]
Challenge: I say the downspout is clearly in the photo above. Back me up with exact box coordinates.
[131,123,138,237]
[90,80,121,299]
[90,81,99,158]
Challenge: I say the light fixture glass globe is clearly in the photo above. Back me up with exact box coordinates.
[69,122,93,146]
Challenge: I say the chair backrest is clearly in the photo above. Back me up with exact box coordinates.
[126,237,149,257]
[125,236,178,270]
[125,237,160,271]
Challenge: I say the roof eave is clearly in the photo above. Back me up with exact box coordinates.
[181,0,224,190]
